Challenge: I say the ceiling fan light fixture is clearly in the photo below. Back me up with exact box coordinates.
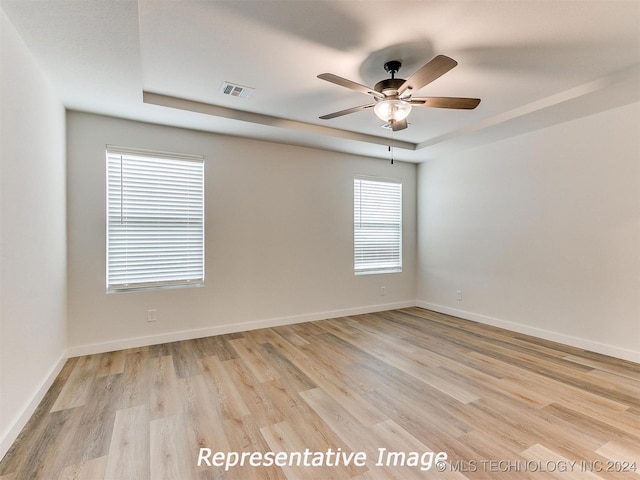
[374,99,412,122]
[318,55,479,128]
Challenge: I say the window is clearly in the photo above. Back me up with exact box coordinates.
[106,146,204,292]
[354,176,402,275]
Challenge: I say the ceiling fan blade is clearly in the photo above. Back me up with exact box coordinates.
[319,103,375,120]
[411,97,481,109]
[397,55,458,95]
[318,73,384,99]
[390,118,408,131]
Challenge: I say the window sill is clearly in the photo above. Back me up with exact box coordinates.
[107,281,204,294]
[355,268,402,276]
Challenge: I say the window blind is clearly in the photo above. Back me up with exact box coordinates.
[106,147,204,292]
[354,177,402,275]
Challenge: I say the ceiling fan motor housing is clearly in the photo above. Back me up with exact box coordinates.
[376,60,405,97]
[374,78,405,96]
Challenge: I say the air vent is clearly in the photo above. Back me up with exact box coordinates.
[219,82,254,99]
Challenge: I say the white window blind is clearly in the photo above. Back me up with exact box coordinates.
[106,147,204,292]
[354,177,402,275]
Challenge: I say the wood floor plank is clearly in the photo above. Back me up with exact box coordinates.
[265,330,310,364]
[2,307,639,479]
[302,334,380,392]
[150,414,195,480]
[303,333,359,369]
[169,340,202,378]
[190,337,221,358]
[243,326,286,345]
[541,402,640,447]
[223,357,287,428]
[118,350,151,409]
[0,358,78,475]
[299,387,377,452]
[149,355,182,420]
[51,355,100,412]
[305,387,474,479]
[205,334,240,361]
[467,350,631,415]
[148,342,171,358]
[362,371,473,439]
[587,368,640,394]
[58,455,107,480]
[326,320,481,404]
[97,351,126,377]
[30,407,86,479]
[62,373,122,467]
[295,354,387,426]
[229,337,281,383]
[259,420,359,480]
[199,355,251,421]
[179,374,230,461]
[274,324,311,347]
[371,419,470,480]
[261,343,317,392]
[5,408,79,479]
[564,352,640,380]
[455,431,532,472]
[521,444,605,480]
[220,416,289,480]
[596,439,640,463]
[104,404,150,480]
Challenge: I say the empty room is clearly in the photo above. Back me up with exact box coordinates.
[1,0,639,479]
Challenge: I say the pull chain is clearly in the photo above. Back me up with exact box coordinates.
[389,128,394,165]
[120,155,124,224]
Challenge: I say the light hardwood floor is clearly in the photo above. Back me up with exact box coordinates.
[1,307,639,479]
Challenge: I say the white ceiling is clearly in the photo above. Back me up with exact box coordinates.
[3,0,639,162]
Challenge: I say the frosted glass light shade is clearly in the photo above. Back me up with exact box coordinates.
[374,99,412,122]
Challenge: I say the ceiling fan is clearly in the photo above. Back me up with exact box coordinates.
[318,55,480,131]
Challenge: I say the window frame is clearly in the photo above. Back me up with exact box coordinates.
[105,145,205,293]
[353,175,403,276]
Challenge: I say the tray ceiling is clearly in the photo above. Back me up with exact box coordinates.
[2,0,639,162]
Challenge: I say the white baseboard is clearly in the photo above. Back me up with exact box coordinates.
[67,299,640,362]
[0,352,67,460]
[416,301,640,364]
[66,300,416,357]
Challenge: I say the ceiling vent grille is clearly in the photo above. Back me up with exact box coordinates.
[219,82,254,99]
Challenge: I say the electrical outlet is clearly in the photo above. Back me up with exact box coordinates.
[456,290,462,301]
[380,286,386,295]
[147,309,157,322]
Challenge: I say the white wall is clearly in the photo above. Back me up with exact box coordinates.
[0,10,67,457]
[417,102,640,362]
[66,112,417,353]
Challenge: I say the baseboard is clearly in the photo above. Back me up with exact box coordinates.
[0,352,68,460]
[416,301,640,363]
[67,299,640,362]
[66,300,416,357]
